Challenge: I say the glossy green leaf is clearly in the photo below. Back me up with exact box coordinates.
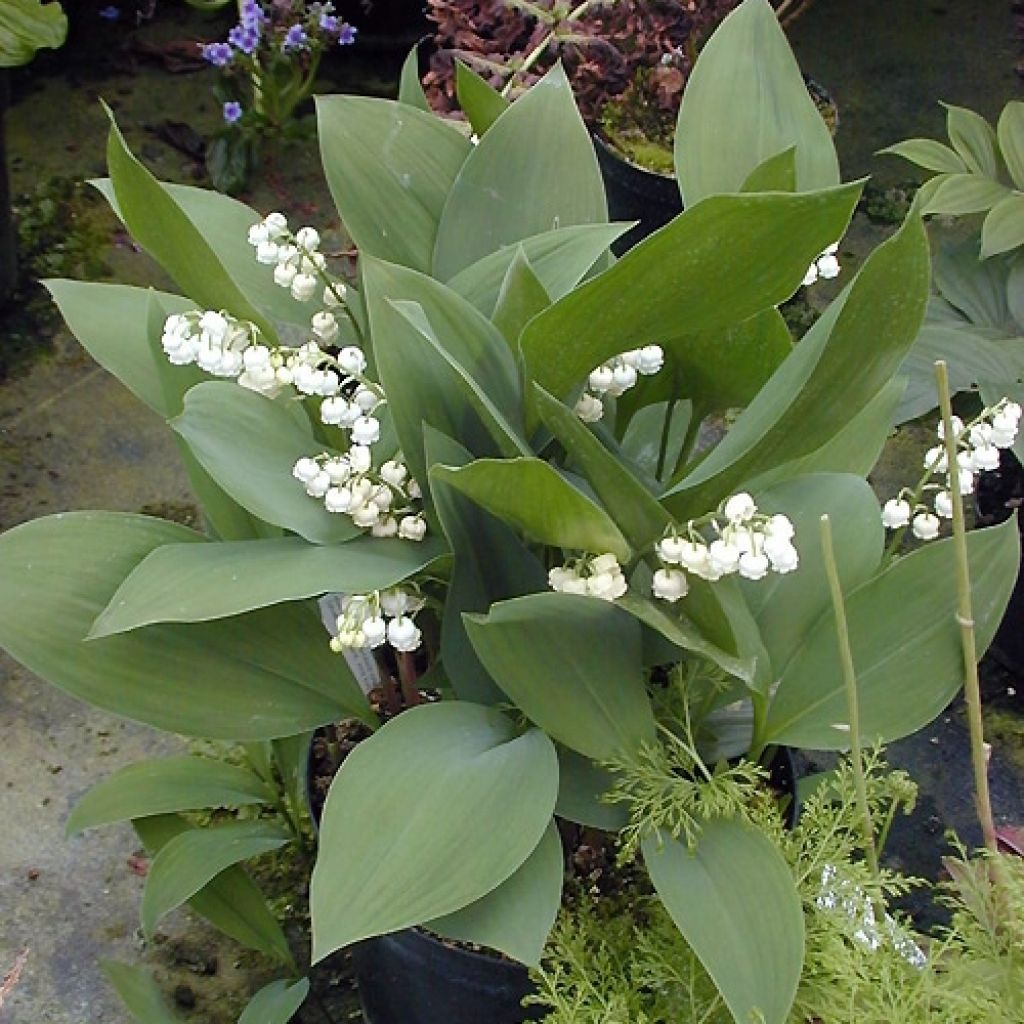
[764,517,1019,749]
[433,64,607,280]
[662,214,929,519]
[398,45,429,110]
[643,819,804,1024]
[425,428,547,705]
[310,702,558,959]
[555,746,629,830]
[0,513,371,738]
[491,247,550,345]
[102,113,271,336]
[90,534,445,636]
[455,59,509,137]
[44,280,198,418]
[465,593,654,759]
[997,101,1024,189]
[981,194,1024,259]
[67,757,273,836]
[944,102,1000,178]
[532,384,670,553]
[877,138,967,174]
[316,95,471,273]
[740,146,797,192]
[446,223,629,313]
[675,0,838,204]
[921,174,1009,216]
[520,183,862,412]
[141,819,291,937]
[362,256,520,487]
[743,474,884,684]
[173,382,359,545]
[432,458,630,561]
[101,962,183,1024]
[428,821,562,966]
[134,814,293,964]
[239,979,310,1024]
[0,0,67,67]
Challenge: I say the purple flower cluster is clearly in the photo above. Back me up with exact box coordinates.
[228,21,261,56]
[282,24,309,52]
[223,101,244,125]
[202,42,233,68]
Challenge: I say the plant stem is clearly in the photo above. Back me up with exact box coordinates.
[397,651,422,708]
[819,514,884,905]
[655,397,677,481]
[934,360,998,854]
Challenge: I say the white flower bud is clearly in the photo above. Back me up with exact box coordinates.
[311,310,339,344]
[324,458,351,483]
[305,471,331,498]
[388,615,423,653]
[816,253,840,279]
[723,492,756,523]
[636,345,664,375]
[338,346,367,377]
[881,498,911,529]
[292,457,320,483]
[652,568,688,602]
[243,345,271,370]
[937,416,964,441]
[320,396,350,425]
[353,386,380,413]
[588,365,615,394]
[764,536,799,574]
[247,222,270,246]
[802,263,819,287]
[361,615,387,648]
[295,226,320,250]
[956,468,975,495]
[256,240,279,264]
[380,460,408,487]
[351,416,381,446]
[764,514,795,540]
[548,566,577,592]
[274,263,297,288]
[371,516,399,538]
[923,446,948,474]
[407,478,422,500]
[610,364,637,394]
[351,502,380,528]
[738,551,770,581]
[678,539,711,576]
[656,535,685,565]
[263,211,288,237]
[934,490,953,519]
[970,444,1000,472]
[708,539,741,575]
[911,512,940,541]
[198,310,229,344]
[324,486,353,513]
[398,515,427,542]
[574,392,604,423]
[275,243,298,266]
[991,410,1020,448]
[349,445,372,473]
[291,273,318,302]
[590,553,621,576]
[372,485,393,511]
[969,423,993,448]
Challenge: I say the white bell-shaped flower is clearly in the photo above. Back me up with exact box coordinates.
[398,515,426,542]
[388,615,422,653]
[881,498,911,529]
[911,512,940,541]
[652,568,688,602]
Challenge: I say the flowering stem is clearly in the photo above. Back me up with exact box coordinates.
[819,514,883,903]
[656,397,677,481]
[396,651,422,708]
[935,360,998,854]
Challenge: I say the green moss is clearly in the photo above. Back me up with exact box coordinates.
[599,125,675,176]
[982,707,1024,773]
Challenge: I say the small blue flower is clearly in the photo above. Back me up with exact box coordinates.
[282,24,309,52]
[98,5,120,19]
[228,23,260,55]
[223,101,243,125]
[337,22,357,46]
[319,13,339,33]
[202,42,234,68]
[240,0,267,29]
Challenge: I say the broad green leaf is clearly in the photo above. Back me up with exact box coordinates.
[532,383,670,553]
[446,223,629,313]
[465,593,654,759]
[921,174,1010,216]
[662,214,929,519]
[428,822,562,966]
[272,731,314,832]
[67,757,273,836]
[425,428,547,705]
[520,183,862,412]
[934,237,1013,329]
[997,101,1024,189]
[743,474,884,684]
[0,0,66,67]
[310,702,558,959]
[239,979,310,1024]
[740,146,797,192]
[316,95,471,273]
[173,382,359,545]
[433,64,607,280]
[764,517,1019,749]
[675,0,838,204]
[134,815,293,964]
[44,280,197,418]
[455,59,510,137]
[432,459,630,561]
[141,819,291,937]
[643,819,803,1024]
[747,376,904,487]
[362,256,520,488]
[944,102,1000,179]
[555,746,629,830]
[491,247,551,345]
[877,138,968,174]
[981,194,1024,259]
[398,45,429,110]
[0,513,371,738]
[620,399,692,484]
[102,113,271,336]
[90,534,445,636]
[101,962,183,1024]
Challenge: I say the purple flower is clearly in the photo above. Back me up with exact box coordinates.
[202,42,234,68]
[320,13,339,33]
[228,23,261,55]
[98,5,120,19]
[240,0,267,29]
[282,24,309,52]
[223,101,243,125]
[337,22,357,46]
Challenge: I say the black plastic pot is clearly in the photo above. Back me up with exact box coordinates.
[591,131,682,255]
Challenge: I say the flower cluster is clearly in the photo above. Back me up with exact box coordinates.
[574,345,665,423]
[881,399,1021,541]
[548,553,628,601]
[802,242,841,287]
[653,493,798,602]
[329,588,424,654]
[247,214,340,305]
[293,453,425,539]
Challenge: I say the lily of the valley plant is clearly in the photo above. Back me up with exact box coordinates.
[0,2,1018,1022]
